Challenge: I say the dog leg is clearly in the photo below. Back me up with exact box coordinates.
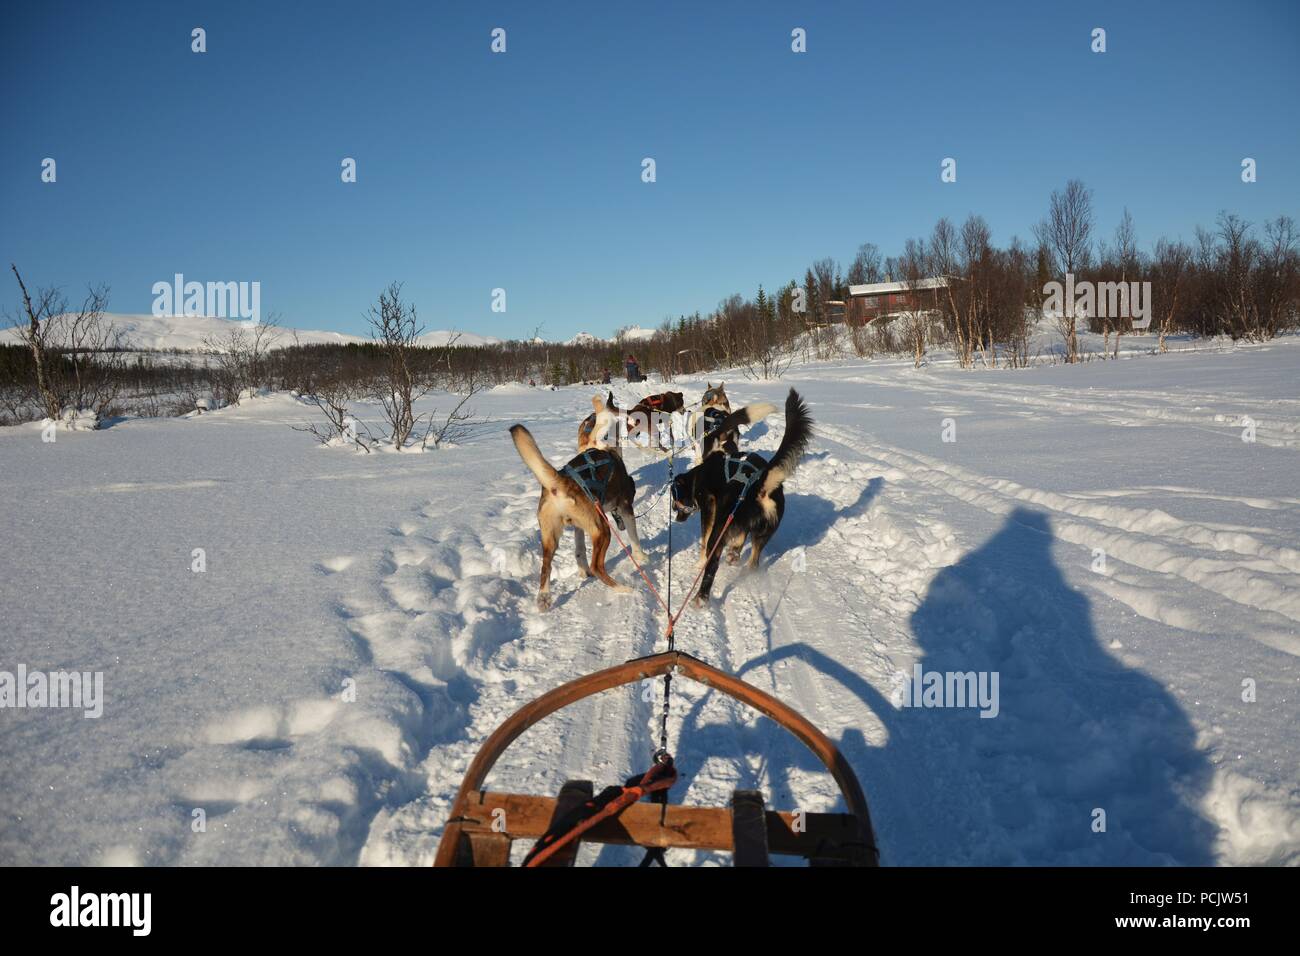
[696,501,716,569]
[589,519,631,593]
[693,521,727,606]
[618,507,649,564]
[574,527,592,577]
[538,517,561,610]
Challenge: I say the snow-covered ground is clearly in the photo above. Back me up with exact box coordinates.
[2,337,1298,866]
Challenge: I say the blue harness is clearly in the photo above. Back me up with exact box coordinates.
[702,406,728,435]
[562,450,612,506]
[723,454,762,496]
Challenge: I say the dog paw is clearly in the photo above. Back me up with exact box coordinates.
[537,592,552,611]
[725,550,741,566]
[692,593,710,608]
[631,549,649,564]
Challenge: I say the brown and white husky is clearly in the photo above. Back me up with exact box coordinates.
[688,381,734,462]
[577,391,622,455]
[510,424,647,609]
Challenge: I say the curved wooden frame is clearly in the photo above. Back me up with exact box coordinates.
[433,650,879,866]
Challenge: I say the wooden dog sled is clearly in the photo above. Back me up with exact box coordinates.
[433,650,879,868]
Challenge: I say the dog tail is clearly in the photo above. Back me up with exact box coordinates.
[702,401,777,457]
[759,389,813,495]
[510,424,560,488]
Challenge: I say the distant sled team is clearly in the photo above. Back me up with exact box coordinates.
[509,383,812,610]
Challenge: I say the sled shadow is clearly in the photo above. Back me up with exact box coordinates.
[618,507,1217,865]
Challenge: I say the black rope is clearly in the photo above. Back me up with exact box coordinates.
[656,438,674,761]
[634,481,671,519]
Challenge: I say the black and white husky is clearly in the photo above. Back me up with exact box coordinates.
[670,389,812,604]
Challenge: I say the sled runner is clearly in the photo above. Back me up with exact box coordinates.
[433,649,879,867]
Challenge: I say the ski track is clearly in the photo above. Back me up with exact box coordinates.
[815,421,1300,659]
[836,368,1300,449]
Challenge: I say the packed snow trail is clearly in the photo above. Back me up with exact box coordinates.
[2,341,1298,865]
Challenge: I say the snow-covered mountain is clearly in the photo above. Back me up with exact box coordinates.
[562,326,659,347]
[416,329,501,348]
[616,325,659,342]
[0,313,500,351]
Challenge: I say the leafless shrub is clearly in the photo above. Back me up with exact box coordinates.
[418,381,487,450]
[293,376,372,451]
[364,282,429,446]
[7,264,124,425]
[202,313,282,405]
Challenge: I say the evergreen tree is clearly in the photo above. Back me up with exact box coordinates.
[802,268,820,324]
[756,285,771,322]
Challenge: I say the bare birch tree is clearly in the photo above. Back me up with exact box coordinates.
[1034,180,1094,363]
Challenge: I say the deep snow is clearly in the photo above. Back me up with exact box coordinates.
[1,337,1298,865]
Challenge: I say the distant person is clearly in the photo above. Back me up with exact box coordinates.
[601,368,611,385]
[529,378,536,387]
[625,354,642,383]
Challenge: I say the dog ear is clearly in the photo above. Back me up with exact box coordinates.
[591,395,603,413]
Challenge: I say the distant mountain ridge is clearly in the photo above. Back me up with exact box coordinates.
[0,313,502,351]
[0,312,664,351]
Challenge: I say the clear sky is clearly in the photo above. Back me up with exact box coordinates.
[2,0,1297,340]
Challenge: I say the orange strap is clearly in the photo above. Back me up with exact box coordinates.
[665,514,735,637]
[524,760,677,867]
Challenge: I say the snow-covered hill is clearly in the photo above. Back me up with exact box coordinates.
[2,341,1298,866]
[0,313,500,352]
[416,329,501,348]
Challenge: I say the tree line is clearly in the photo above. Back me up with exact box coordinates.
[3,182,1298,426]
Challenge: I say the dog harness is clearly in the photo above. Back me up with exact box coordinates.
[702,406,728,435]
[562,450,611,505]
[562,450,626,528]
[723,454,763,494]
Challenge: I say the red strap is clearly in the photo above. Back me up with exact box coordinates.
[524,760,676,867]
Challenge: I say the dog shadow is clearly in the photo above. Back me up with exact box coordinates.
[708,478,884,599]
[602,507,1218,865]
[765,476,883,559]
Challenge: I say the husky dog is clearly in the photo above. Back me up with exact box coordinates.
[625,391,685,450]
[688,381,734,461]
[670,389,810,605]
[577,391,621,455]
[510,425,647,609]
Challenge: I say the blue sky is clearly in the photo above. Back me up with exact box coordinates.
[2,0,1297,340]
